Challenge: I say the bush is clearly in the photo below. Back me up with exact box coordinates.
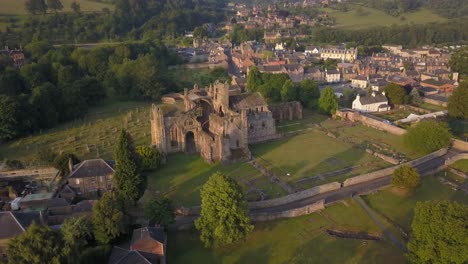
[404,120,451,154]
[392,165,420,189]
[5,159,24,170]
[136,145,161,171]
[78,245,112,264]
[53,153,80,174]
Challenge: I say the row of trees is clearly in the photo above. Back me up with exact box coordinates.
[25,0,66,15]
[0,40,179,140]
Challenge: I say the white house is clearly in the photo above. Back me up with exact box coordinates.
[352,92,390,112]
[304,46,320,55]
[325,69,341,83]
[351,75,368,89]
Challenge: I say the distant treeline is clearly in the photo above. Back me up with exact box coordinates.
[313,19,468,47]
[350,0,468,17]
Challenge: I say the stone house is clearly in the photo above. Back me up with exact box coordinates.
[420,78,455,93]
[320,46,357,62]
[352,92,390,112]
[351,75,368,89]
[304,67,324,81]
[325,69,341,83]
[109,227,167,264]
[0,47,25,67]
[66,159,115,197]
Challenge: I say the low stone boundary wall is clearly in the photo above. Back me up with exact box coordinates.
[335,109,406,136]
[343,148,448,187]
[248,182,341,210]
[423,97,447,107]
[251,200,325,222]
[452,139,468,152]
[446,153,468,166]
[0,167,57,178]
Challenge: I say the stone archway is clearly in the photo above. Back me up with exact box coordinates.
[185,131,196,154]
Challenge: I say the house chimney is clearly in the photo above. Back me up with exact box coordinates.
[371,92,376,97]
[68,158,74,174]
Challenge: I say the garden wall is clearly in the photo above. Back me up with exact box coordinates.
[335,109,407,136]
[0,167,57,177]
[423,97,447,107]
[248,182,341,210]
[342,148,448,187]
[251,200,325,222]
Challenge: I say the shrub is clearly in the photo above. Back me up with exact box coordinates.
[404,120,451,154]
[392,165,420,189]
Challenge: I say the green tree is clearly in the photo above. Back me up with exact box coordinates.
[392,165,420,189]
[78,245,112,263]
[114,129,144,203]
[299,79,320,109]
[280,79,298,102]
[449,47,468,77]
[0,95,21,140]
[136,145,161,171]
[53,152,80,174]
[71,1,81,14]
[25,0,48,15]
[384,83,407,105]
[61,216,93,263]
[93,192,129,244]
[71,76,106,106]
[144,198,175,227]
[47,0,63,12]
[6,222,64,264]
[319,86,338,115]
[246,66,262,92]
[408,201,468,264]
[448,82,468,119]
[193,26,209,39]
[30,82,60,128]
[404,120,451,154]
[410,87,422,106]
[195,172,253,248]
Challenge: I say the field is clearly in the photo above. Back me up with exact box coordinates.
[143,153,287,207]
[451,159,468,173]
[167,173,467,264]
[0,100,152,167]
[322,5,448,29]
[0,0,113,16]
[168,199,404,264]
[419,103,447,112]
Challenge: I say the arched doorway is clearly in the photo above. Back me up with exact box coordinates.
[185,131,196,154]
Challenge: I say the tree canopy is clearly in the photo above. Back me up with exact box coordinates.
[61,216,94,263]
[392,165,420,189]
[449,47,468,78]
[92,192,129,244]
[6,222,64,264]
[114,129,145,203]
[144,197,175,227]
[319,87,338,115]
[404,120,452,154]
[408,201,468,264]
[195,172,254,248]
[384,83,407,105]
[136,145,161,171]
[448,82,468,119]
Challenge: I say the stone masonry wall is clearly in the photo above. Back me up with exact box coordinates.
[251,200,325,222]
[335,109,407,136]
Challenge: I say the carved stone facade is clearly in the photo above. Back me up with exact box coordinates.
[151,81,278,163]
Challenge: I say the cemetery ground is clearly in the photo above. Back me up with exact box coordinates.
[167,173,468,264]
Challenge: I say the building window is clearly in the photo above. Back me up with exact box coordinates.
[76,178,80,185]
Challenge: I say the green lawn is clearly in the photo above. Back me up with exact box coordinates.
[419,103,446,112]
[0,0,113,15]
[323,5,448,29]
[363,174,468,230]
[0,100,151,166]
[374,110,412,122]
[168,199,404,264]
[144,153,286,207]
[451,159,468,173]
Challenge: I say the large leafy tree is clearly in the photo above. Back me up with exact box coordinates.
[246,66,262,92]
[404,120,451,154]
[93,192,129,244]
[448,82,468,119]
[408,201,468,264]
[46,0,63,12]
[136,145,161,171]
[6,222,64,264]
[0,95,21,140]
[299,79,320,109]
[384,83,407,105]
[195,172,254,248]
[280,79,298,102]
[61,216,93,263]
[144,198,175,227]
[449,47,468,77]
[24,0,48,15]
[53,152,80,174]
[392,165,420,189]
[114,129,144,203]
[319,86,338,115]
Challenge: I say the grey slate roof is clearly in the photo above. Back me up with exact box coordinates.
[131,227,165,246]
[358,94,388,105]
[0,211,42,239]
[229,92,267,110]
[69,159,114,179]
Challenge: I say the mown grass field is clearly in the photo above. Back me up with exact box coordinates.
[322,5,448,29]
[451,159,468,173]
[419,102,447,112]
[143,153,287,207]
[168,199,404,264]
[0,100,151,167]
[0,0,113,15]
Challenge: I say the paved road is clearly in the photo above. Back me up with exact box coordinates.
[173,149,460,227]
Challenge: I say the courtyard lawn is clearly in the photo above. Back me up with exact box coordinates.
[168,199,404,264]
[373,109,412,122]
[250,129,391,185]
[275,110,327,133]
[144,153,286,207]
[0,100,151,166]
[451,159,468,173]
[363,174,468,230]
[322,5,448,30]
